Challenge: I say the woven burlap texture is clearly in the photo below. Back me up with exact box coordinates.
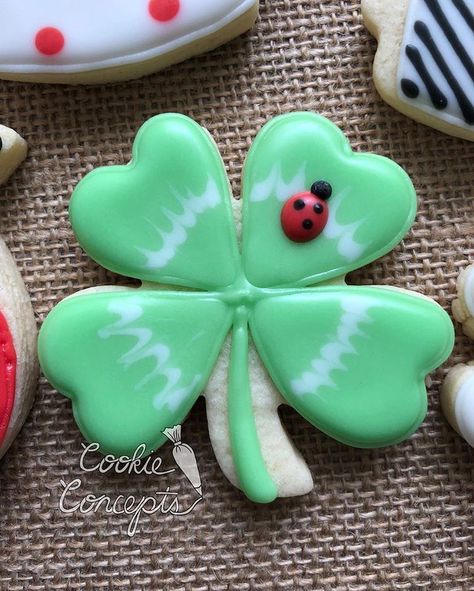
[0,1,473,589]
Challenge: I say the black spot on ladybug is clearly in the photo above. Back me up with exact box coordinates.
[293,199,305,211]
[311,180,332,200]
[313,203,324,214]
[302,219,313,230]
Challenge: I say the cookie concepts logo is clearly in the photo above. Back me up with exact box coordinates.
[59,426,203,536]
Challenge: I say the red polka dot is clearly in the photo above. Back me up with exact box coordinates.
[149,0,180,22]
[35,27,65,56]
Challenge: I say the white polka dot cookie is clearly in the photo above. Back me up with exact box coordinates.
[0,126,38,460]
[0,0,259,84]
[362,0,474,142]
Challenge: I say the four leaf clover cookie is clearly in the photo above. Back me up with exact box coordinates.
[38,113,454,502]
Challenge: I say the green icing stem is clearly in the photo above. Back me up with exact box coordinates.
[228,305,278,503]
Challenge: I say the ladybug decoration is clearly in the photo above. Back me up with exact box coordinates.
[280,180,332,243]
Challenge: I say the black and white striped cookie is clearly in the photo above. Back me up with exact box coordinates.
[363,0,474,141]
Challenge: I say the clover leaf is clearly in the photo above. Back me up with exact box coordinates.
[38,113,454,503]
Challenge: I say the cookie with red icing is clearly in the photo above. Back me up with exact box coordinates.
[0,126,37,460]
[0,0,259,84]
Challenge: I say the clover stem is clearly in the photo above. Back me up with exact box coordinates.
[228,305,277,503]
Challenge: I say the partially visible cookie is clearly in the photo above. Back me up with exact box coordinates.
[441,363,474,447]
[0,0,259,84]
[441,264,474,447]
[0,126,27,185]
[451,264,474,339]
[362,0,474,142]
[0,126,37,460]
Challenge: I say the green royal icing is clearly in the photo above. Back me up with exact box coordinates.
[38,113,454,504]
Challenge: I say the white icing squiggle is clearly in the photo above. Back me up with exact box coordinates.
[249,163,306,202]
[323,188,366,262]
[137,177,221,270]
[99,300,201,412]
[291,297,374,396]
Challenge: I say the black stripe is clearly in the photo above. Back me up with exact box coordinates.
[415,20,474,123]
[452,0,474,33]
[401,78,420,99]
[424,0,474,83]
[405,44,448,109]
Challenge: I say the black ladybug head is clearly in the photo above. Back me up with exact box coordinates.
[310,180,332,201]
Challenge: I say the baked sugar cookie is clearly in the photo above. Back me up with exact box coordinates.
[441,264,474,447]
[0,0,259,84]
[362,0,474,142]
[451,263,474,340]
[0,126,27,185]
[38,113,453,502]
[0,127,37,459]
[441,363,474,447]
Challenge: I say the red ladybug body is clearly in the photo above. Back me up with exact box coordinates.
[280,181,332,243]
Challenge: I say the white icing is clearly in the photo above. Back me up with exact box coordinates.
[249,163,307,203]
[137,177,221,270]
[454,370,474,447]
[0,0,257,74]
[99,300,201,412]
[323,188,365,262]
[291,297,374,396]
[397,0,474,130]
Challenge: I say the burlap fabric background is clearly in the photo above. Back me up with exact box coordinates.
[0,1,473,589]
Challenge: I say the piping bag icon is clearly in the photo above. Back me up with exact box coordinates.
[163,425,202,497]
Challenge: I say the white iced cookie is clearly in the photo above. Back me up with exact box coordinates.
[362,0,474,142]
[0,126,37,459]
[442,363,474,447]
[441,264,474,447]
[0,0,259,84]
